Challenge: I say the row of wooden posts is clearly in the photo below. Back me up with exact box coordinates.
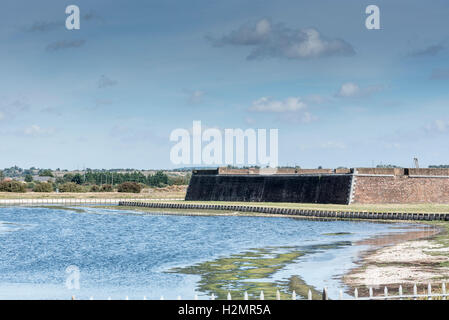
[72,283,448,300]
[119,201,449,221]
[0,198,183,205]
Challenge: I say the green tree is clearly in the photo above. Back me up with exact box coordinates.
[148,171,169,187]
[24,174,33,182]
[71,173,84,185]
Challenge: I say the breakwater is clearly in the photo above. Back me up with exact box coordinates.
[118,201,449,221]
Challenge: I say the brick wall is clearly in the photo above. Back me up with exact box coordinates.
[352,175,449,204]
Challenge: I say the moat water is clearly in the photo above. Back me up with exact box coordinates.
[0,206,424,299]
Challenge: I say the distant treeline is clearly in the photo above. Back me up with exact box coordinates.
[56,171,190,187]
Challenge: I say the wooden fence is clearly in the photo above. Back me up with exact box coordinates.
[0,198,183,206]
[71,283,448,300]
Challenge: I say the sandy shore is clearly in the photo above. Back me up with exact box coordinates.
[343,223,449,294]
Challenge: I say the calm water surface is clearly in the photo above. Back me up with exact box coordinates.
[0,206,423,299]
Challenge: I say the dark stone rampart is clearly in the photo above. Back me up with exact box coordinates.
[185,174,352,204]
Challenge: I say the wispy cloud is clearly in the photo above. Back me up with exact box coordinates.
[207,18,355,60]
[25,21,61,32]
[46,40,86,51]
[430,68,449,80]
[409,44,445,57]
[335,82,384,98]
[98,75,118,88]
[40,107,62,116]
[188,90,205,104]
[22,125,55,136]
[425,119,449,133]
[24,12,101,33]
[0,99,30,121]
[249,96,307,112]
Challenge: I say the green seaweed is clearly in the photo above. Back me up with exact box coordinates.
[168,246,331,300]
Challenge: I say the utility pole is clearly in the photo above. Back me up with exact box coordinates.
[414,157,419,169]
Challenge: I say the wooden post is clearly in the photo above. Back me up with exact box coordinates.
[322,288,328,300]
[443,283,446,300]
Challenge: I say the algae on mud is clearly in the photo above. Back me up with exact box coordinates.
[169,242,351,300]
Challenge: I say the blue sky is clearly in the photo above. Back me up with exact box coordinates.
[0,0,448,169]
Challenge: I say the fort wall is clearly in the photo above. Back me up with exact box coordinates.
[186,174,352,204]
[186,167,449,204]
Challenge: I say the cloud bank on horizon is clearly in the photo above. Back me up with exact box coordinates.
[0,0,448,170]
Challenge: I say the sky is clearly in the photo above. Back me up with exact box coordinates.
[0,0,448,169]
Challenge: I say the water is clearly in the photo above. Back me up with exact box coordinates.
[0,206,422,299]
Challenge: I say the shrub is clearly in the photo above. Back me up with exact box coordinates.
[100,184,113,192]
[27,182,35,189]
[39,169,53,177]
[24,174,33,182]
[89,185,100,192]
[58,182,86,193]
[0,180,27,193]
[117,182,142,193]
[33,182,54,192]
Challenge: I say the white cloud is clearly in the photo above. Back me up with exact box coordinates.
[23,125,54,136]
[336,82,383,98]
[188,90,205,104]
[320,141,347,149]
[209,19,355,60]
[249,96,307,112]
[426,119,449,133]
[337,82,360,97]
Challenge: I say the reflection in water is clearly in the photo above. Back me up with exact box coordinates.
[0,206,427,299]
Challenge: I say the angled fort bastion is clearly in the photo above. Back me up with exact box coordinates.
[185,167,449,204]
